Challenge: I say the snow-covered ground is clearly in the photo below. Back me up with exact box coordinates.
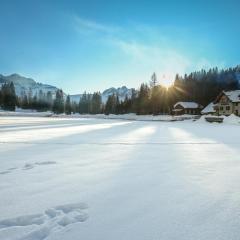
[0,108,52,117]
[0,116,240,240]
[0,110,198,121]
[53,113,199,121]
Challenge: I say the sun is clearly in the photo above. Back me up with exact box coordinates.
[160,73,175,88]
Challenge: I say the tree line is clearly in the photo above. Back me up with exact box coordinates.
[103,66,240,115]
[0,65,239,115]
[0,83,103,115]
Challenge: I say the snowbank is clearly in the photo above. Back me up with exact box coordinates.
[197,115,207,123]
[197,114,240,125]
[52,113,199,122]
[1,109,239,125]
[224,114,240,124]
[0,108,52,117]
[0,109,199,121]
[0,108,205,122]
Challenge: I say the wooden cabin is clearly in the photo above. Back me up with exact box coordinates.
[172,102,203,115]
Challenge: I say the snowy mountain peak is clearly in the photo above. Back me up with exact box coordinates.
[70,86,134,104]
[101,86,133,103]
[6,74,36,87]
[0,73,58,97]
[102,86,134,103]
[102,86,128,95]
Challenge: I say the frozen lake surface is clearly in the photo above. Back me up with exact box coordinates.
[0,116,240,240]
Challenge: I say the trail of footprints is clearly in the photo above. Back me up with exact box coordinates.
[0,202,88,240]
[0,161,56,175]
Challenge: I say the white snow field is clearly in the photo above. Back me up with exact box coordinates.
[0,116,240,240]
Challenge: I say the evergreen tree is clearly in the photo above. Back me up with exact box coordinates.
[46,91,53,110]
[136,83,150,115]
[0,88,2,107]
[53,89,64,114]
[65,95,72,115]
[71,102,78,114]
[105,94,117,114]
[149,73,161,114]
[91,92,102,114]
[87,94,92,113]
[31,95,38,110]
[1,82,17,111]
[130,89,138,113]
[21,94,29,109]
[28,88,33,109]
[79,92,89,114]
[150,72,158,88]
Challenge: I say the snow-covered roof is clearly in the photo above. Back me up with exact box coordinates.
[201,102,216,114]
[174,101,200,109]
[223,90,240,103]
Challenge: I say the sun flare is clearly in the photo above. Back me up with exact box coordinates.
[159,73,175,88]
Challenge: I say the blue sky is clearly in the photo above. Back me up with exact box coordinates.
[0,0,240,93]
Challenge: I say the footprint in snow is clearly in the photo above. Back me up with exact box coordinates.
[8,167,18,171]
[0,168,17,175]
[0,202,88,240]
[35,161,56,166]
[23,163,35,170]
[0,161,57,175]
[23,161,57,170]
[0,170,11,175]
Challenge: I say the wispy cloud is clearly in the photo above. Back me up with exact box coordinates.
[72,15,224,86]
[73,15,120,35]
[111,39,191,84]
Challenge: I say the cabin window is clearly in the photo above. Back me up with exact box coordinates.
[226,106,230,111]
[220,106,223,111]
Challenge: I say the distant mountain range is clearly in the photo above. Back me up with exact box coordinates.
[0,74,58,97]
[70,86,133,103]
[0,73,133,103]
[101,86,134,102]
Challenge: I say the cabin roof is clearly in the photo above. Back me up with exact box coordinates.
[201,102,216,114]
[174,101,200,109]
[222,90,240,103]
